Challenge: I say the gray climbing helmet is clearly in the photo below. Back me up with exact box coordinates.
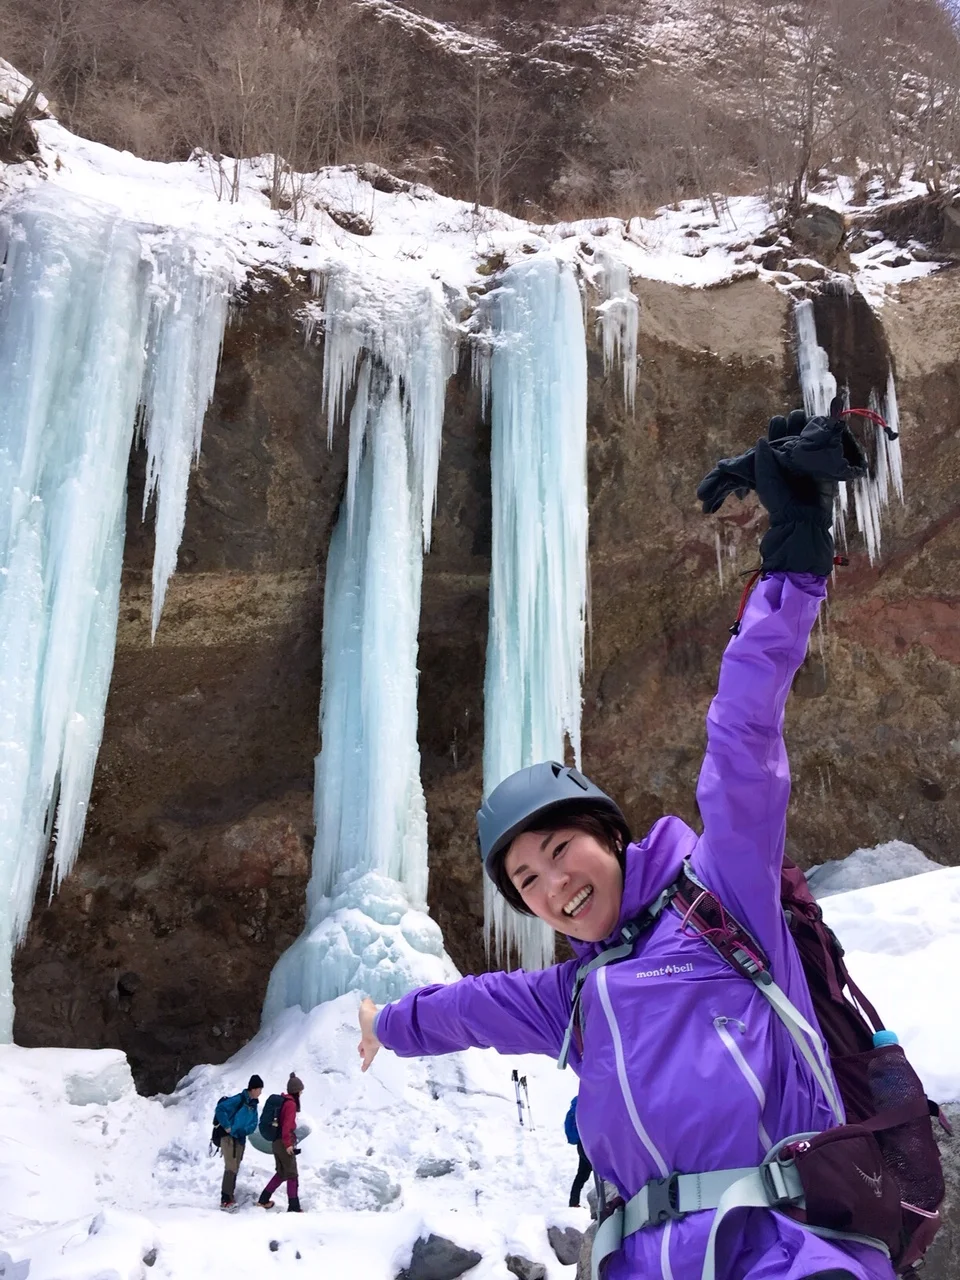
[477,761,627,880]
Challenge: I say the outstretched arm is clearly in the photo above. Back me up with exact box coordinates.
[691,571,825,960]
[359,961,577,1069]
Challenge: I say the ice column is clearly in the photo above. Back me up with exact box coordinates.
[482,256,589,970]
[263,265,457,1020]
[594,247,640,413]
[794,299,904,564]
[0,190,228,1039]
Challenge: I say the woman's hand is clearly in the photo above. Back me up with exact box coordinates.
[358,997,382,1073]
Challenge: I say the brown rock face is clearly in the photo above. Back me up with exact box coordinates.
[12,269,960,1100]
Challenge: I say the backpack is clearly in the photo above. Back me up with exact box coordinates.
[210,1094,233,1149]
[564,1098,580,1146]
[258,1093,284,1143]
[671,856,946,1276]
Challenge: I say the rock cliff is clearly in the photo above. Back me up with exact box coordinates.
[13,267,960,1097]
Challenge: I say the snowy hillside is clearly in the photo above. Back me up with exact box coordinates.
[3,859,958,1280]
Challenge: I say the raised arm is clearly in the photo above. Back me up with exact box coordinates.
[690,571,825,955]
[369,961,577,1063]
[692,405,865,959]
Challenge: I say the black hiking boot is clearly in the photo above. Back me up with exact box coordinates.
[287,1197,302,1212]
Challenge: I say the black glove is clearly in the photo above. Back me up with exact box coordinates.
[698,398,868,576]
[697,398,867,517]
[756,413,866,575]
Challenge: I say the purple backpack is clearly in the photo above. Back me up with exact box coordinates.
[672,857,947,1276]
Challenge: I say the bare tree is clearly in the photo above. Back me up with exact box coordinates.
[437,59,541,211]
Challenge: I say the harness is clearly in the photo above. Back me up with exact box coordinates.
[559,861,883,1280]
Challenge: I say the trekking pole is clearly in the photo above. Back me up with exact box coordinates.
[511,1068,524,1125]
[519,1075,534,1129]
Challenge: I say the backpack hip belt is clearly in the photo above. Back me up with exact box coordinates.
[591,1127,902,1280]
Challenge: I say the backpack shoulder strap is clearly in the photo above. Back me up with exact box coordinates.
[557,880,680,1070]
[674,860,844,1125]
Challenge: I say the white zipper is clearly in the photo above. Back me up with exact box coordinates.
[596,966,674,1280]
[713,1016,773,1152]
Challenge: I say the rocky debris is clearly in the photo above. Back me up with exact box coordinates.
[358,162,414,195]
[790,204,845,260]
[575,1224,595,1280]
[547,1225,583,1266]
[914,1102,960,1279]
[269,1241,280,1253]
[142,1249,158,1269]
[788,259,828,282]
[320,204,374,235]
[396,1234,482,1280]
[416,1157,456,1178]
[505,1255,546,1280]
[323,1162,401,1209]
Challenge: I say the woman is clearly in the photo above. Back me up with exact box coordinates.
[257,1073,304,1212]
[358,414,891,1280]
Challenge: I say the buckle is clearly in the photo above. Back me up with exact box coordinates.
[761,1157,803,1209]
[645,1173,684,1225]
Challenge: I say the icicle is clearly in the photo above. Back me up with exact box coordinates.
[0,190,229,1039]
[794,299,837,416]
[849,377,904,565]
[793,301,904,566]
[481,256,589,971]
[594,247,640,413]
[140,245,229,639]
[715,529,724,589]
[263,264,458,1020]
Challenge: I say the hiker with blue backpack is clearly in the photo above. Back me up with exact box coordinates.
[565,1095,593,1209]
[357,407,944,1280]
[213,1074,263,1209]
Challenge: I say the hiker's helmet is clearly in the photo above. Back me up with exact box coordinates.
[477,761,627,882]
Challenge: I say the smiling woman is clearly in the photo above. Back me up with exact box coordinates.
[355,412,907,1280]
[496,801,629,939]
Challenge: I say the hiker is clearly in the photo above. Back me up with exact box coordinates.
[257,1073,304,1212]
[565,1095,592,1209]
[215,1074,263,1209]
[358,411,898,1279]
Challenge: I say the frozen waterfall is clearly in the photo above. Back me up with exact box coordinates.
[481,257,589,970]
[263,265,457,1020]
[794,299,903,565]
[594,248,640,413]
[0,190,228,1039]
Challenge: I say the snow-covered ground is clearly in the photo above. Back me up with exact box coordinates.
[0,54,943,309]
[2,854,957,1280]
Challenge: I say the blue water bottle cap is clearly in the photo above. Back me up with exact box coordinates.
[873,1030,899,1047]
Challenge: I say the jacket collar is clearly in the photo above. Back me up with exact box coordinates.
[568,815,695,961]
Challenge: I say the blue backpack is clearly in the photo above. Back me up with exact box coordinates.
[564,1097,579,1145]
[258,1093,284,1142]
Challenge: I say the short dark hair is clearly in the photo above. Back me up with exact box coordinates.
[491,800,631,916]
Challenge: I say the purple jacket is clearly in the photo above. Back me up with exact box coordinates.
[376,575,894,1280]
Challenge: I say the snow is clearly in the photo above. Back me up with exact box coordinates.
[1,999,584,1280]
[481,257,589,970]
[4,852,960,1280]
[806,840,942,898]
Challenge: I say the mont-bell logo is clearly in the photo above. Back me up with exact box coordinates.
[635,962,695,980]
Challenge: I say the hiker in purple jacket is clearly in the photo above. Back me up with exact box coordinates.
[358,413,893,1280]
